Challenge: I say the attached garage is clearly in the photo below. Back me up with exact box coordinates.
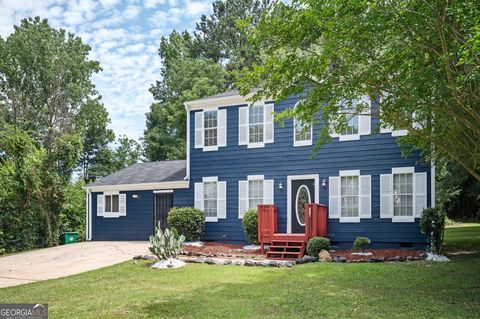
[85,160,192,241]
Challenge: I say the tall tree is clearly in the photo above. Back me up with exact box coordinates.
[144,0,270,161]
[237,0,480,181]
[76,98,115,183]
[144,32,228,161]
[193,0,270,74]
[0,17,100,246]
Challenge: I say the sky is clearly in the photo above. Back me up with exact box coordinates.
[0,0,214,141]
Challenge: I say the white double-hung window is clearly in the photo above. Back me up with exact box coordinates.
[293,102,313,147]
[239,102,274,148]
[331,98,371,141]
[194,108,227,151]
[329,170,371,222]
[380,167,427,222]
[238,175,274,218]
[97,191,127,218]
[194,177,227,222]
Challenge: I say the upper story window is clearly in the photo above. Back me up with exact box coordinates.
[330,98,371,141]
[194,109,226,151]
[194,176,227,222]
[249,104,264,143]
[380,167,427,222]
[293,102,313,147]
[204,110,218,147]
[239,102,274,148]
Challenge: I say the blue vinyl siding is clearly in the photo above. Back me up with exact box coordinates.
[189,94,430,246]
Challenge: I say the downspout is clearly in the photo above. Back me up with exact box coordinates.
[184,103,190,181]
[85,189,90,241]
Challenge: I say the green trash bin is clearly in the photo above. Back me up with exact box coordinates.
[60,232,79,245]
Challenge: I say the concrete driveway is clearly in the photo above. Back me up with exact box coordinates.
[0,241,149,288]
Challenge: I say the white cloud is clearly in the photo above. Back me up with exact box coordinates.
[0,0,213,141]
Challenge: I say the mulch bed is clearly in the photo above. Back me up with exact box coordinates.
[181,242,426,262]
[182,242,263,258]
[331,249,426,262]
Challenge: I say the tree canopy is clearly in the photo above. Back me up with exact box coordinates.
[236,0,480,181]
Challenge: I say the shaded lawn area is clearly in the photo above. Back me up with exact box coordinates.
[1,224,479,319]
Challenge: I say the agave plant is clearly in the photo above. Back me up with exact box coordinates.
[149,223,186,260]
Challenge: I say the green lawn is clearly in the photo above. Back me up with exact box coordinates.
[1,224,479,319]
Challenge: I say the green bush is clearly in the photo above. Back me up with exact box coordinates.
[167,207,205,241]
[420,207,447,254]
[306,237,330,256]
[242,208,258,244]
[353,236,371,250]
[149,225,185,260]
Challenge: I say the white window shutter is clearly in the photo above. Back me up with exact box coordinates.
[194,182,204,211]
[359,175,371,218]
[238,107,248,145]
[263,179,274,204]
[414,172,427,218]
[359,108,371,136]
[380,174,393,218]
[119,194,127,216]
[218,109,227,147]
[238,180,248,218]
[264,103,274,143]
[194,112,204,149]
[217,181,227,219]
[97,194,104,217]
[328,176,340,218]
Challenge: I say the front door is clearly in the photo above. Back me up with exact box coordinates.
[154,193,173,231]
[291,179,315,233]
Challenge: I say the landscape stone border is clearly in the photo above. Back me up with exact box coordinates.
[133,252,427,267]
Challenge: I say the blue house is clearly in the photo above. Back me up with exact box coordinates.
[85,90,434,249]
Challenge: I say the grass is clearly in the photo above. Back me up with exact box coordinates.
[1,224,479,319]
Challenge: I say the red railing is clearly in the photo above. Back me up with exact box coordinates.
[257,203,327,254]
[257,204,277,254]
[304,203,328,239]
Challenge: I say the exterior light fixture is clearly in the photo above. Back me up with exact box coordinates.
[132,194,139,199]
[278,182,284,191]
[322,179,327,188]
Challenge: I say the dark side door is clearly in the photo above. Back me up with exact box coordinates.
[154,192,173,231]
[291,179,315,233]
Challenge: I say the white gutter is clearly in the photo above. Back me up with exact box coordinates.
[84,180,189,192]
[184,104,190,181]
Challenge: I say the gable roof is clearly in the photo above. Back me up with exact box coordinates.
[184,88,263,110]
[86,160,186,189]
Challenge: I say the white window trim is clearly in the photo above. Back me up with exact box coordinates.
[240,102,274,149]
[248,175,264,180]
[293,102,313,147]
[202,176,219,222]
[339,171,361,223]
[391,166,416,223]
[101,191,125,218]
[332,98,371,141]
[203,108,219,152]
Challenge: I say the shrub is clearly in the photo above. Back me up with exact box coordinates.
[420,207,447,254]
[353,237,371,250]
[167,207,205,241]
[306,237,330,257]
[242,208,258,244]
[149,225,185,260]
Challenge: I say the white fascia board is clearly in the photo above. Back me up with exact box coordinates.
[85,180,189,192]
[185,93,270,110]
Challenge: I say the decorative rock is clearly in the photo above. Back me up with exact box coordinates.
[332,256,339,262]
[133,255,143,260]
[338,256,347,263]
[319,249,332,262]
[244,260,255,266]
[303,255,318,263]
[269,260,278,267]
[205,258,215,265]
[223,259,232,265]
[194,257,206,263]
[233,260,243,266]
[285,261,295,268]
[295,258,305,264]
[259,260,270,267]
[370,257,385,262]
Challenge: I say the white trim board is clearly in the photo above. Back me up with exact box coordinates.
[185,93,271,110]
[286,174,320,233]
[85,180,189,192]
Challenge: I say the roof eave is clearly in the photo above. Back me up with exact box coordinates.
[84,180,189,192]
[184,92,268,110]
